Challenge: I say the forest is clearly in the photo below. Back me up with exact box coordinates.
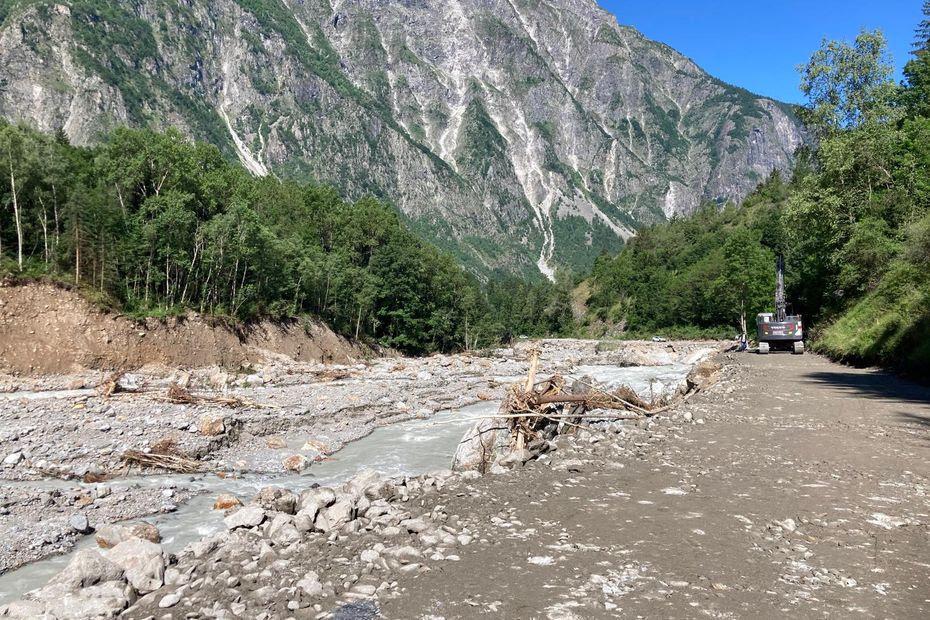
[0,124,573,354]
[587,11,930,374]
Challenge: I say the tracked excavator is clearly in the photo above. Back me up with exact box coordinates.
[756,254,804,354]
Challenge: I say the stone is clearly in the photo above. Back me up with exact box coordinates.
[95,522,161,549]
[344,468,383,500]
[224,506,266,530]
[48,549,125,590]
[686,361,722,392]
[199,415,226,436]
[253,487,298,514]
[295,508,317,532]
[265,436,288,449]
[316,499,354,533]
[385,545,421,563]
[450,418,511,472]
[267,514,300,547]
[31,581,134,618]
[283,454,308,472]
[297,572,323,597]
[400,518,429,534]
[68,514,93,534]
[299,487,336,511]
[213,494,242,510]
[359,549,380,563]
[3,451,23,466]
[104,538,165,594]
[159,592,182,608]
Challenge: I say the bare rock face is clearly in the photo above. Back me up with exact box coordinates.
[0,0,805,277]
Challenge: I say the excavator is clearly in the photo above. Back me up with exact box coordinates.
[756,254,804,354]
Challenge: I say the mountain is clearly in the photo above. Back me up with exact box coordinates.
[0,0,805,277]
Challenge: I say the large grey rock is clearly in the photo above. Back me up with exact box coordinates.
[68,514,93,534]
[48,549,124,590]
[298,487,336,511]
[315,499,354,533]
[253,487,298,514]
[18,581,134,619]
[224,505,266,530]
[451,417,512,473]
[104,539,165,594]
[343,468,383,500]
[94,522,160,549]
[266,513,300,547]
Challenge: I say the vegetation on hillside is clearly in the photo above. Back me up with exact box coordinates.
[0,124,573,353]
[587,12,930,377]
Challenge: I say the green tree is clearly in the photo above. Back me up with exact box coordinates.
[902,2,930,117]
[712,229,775,341]
[799,29,899,135]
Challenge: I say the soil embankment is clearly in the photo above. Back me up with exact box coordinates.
[0,283,367,375]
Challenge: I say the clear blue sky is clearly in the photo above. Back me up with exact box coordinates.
[599,1,923,103]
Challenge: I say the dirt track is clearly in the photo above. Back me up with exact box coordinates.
[378,353,930,619]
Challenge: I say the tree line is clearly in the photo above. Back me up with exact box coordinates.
[587,5,930,375]
[0,124,574,353]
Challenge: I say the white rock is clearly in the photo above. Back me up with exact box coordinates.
[104,538,165,594]
[159,592,182,608]
[224,506,266,530]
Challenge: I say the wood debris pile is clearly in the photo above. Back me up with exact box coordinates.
[121,437,203,474]
[164,383,276,409]
[452,348,719,473]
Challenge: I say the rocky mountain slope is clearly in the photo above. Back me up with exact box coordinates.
[0,0,804,277]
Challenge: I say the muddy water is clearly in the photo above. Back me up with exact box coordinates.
[0,362,694,604]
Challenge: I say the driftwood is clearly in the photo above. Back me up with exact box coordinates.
[163,383,277,409]
[120,436,204,473]
[121,450,202,473]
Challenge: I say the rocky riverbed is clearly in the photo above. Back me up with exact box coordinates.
[0,339,718,596]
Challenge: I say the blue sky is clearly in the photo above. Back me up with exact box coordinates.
[599,1,923,103]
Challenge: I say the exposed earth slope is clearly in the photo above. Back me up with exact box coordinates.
[0,0,804,276]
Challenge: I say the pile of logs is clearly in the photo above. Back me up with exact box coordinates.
[452,348,719,473]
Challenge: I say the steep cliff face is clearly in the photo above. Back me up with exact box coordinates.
[0,0,805,277]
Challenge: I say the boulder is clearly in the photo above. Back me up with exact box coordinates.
[3,451,23,466]
[298,487,336,511]
[266,513,300,547]
[68,514,93,534]
[315,498,354,533]
[264,436,288,449]
[450,417,511,473]
[22,580,134,619]
[253,487,298,514]
[686,361,722,392]
[95,522,161,549]
[224,505,266,530]
[344,468,382,500]
[48,549,124,590]
[283,454,308,472]
[297,571,323,597]
[213,494,242,510]
[198,415,226,436]
[104,539,165,594]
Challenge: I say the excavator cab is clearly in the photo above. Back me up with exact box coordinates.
[756,255,804,354]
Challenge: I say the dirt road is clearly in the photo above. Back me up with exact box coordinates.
[379,353,930,619]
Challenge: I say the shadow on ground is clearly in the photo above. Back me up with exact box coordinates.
[803,371,930,406]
